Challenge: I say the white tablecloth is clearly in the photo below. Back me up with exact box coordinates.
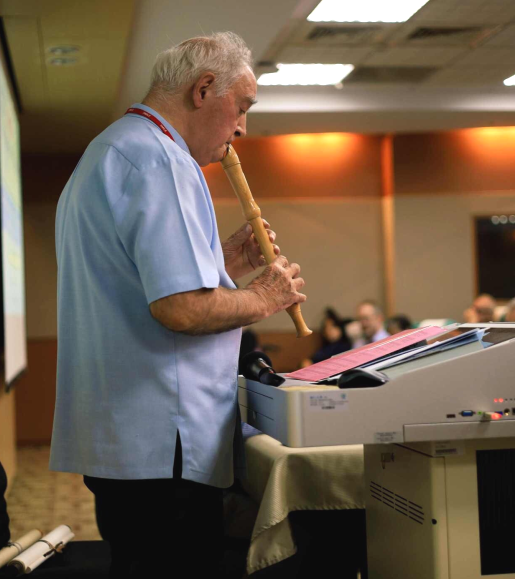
[241,425,365,574]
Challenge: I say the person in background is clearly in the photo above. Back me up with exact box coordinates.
[504,298,515,322]
[463,294,496,323]
[386,314,412,335]
[353,300,390,348]
[302,308,352,367]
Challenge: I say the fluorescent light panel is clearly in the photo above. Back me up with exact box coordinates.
[504,74,515,86]
[308,0,431,23]
[258,63,354,86]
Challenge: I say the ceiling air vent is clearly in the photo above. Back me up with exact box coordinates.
[406,26,492,45]
[307,25,386,45]
[345,66,436,84]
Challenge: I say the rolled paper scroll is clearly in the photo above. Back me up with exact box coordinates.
[0,529,42,569]
[8,525,74,575]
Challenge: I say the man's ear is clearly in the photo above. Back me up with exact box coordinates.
[192,72,216,109]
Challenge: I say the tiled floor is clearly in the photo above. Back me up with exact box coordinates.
[6,446,101,542]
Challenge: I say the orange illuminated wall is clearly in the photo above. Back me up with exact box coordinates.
[394,128,515,195]
[203,133,383,198]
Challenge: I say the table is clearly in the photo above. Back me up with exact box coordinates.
[241,425,365,575]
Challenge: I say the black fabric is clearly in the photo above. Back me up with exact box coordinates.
[83,434,224,578]
[239,329,259,365]
[252,509,367,579]
[11,541,110,578]
[0,461,10,549]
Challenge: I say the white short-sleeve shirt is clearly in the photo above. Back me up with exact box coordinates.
[50,104,242,488]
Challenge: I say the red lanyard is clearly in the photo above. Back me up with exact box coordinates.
[124,107,175,142]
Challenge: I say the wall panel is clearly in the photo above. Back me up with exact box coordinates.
[394,192,515,322]
[395,130,515,195]
[204,133,383,199]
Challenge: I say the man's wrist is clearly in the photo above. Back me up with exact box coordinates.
[243,285,271,319]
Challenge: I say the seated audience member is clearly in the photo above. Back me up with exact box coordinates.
[505,298,515,322]
[463,294,496,323]
[353,300,390,348]
[386,314,412,335]
[302,308,352,367]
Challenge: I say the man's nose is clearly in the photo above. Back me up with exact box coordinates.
[234,116,247,138]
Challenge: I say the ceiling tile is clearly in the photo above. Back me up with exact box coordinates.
[40,0,133,39]
[364,46,467,67]
[423,65,515,86]
[411,0,515,25]
[3,16,48,112]
[483,25,515,47]
[451,47,515,67]
[45,39,131,109]
[289,21,396,46]
[386,21,498,46]
[2,0,135,153]
[278,45,374,64]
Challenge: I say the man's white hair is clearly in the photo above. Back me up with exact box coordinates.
[150,32,253,97]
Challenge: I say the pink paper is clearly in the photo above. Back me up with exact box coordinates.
[286,326,449,382]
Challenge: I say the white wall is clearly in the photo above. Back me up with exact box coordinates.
[394,192,515,322]
[23,202,58,338]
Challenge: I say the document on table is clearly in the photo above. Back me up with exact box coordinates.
[366,328,487,372]
[286,325,451,382]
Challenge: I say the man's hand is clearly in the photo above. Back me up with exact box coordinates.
[248,255,306,316]
[222,219,279,280]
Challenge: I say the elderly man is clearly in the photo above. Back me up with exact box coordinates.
[50,32,305,577]
[353,300,390,348]
[463,294,496,323]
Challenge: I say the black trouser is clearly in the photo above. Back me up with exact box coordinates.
[84,435,224,578]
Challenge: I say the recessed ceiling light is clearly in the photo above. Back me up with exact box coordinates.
[257,63,354,86]
[307,0,431,23]
[504,74,515,86]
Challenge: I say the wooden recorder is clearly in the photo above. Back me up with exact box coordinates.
[221,145,311,338]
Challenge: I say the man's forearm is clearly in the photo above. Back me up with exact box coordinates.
[150,286,269,335]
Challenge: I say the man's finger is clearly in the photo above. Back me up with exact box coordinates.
[240,223,252,238]
[295,292,307,303]
[293,276,305,289]
[289,262,301,278]
[229,223,252,245]
[274,254,289,268]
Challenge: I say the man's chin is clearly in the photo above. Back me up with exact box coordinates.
[210,146,229,165]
